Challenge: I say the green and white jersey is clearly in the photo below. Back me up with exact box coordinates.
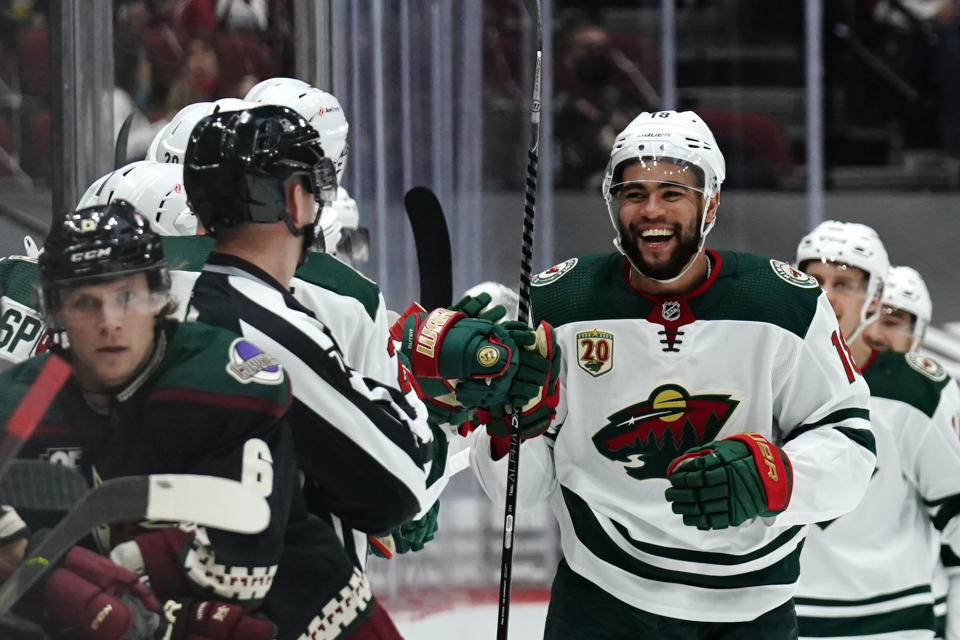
[0,255,49,370]
[469,250,876,623]
[797,352,960,639]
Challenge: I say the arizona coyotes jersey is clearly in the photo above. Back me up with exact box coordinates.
[797,351,960,639]
[469,250,876,622]
[0,321,297,606]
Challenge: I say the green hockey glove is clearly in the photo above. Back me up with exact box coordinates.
[450,292,507,324]
[369,501,441,559]
[401,308,519,408]
[416,377,475,426]
[479,321,562,439]
[665,433,793,530]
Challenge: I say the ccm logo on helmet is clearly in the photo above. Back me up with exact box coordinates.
[69,248,111,262]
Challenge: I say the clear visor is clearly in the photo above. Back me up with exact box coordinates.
[58,286,167,326]
[874,305,917,337]
[607,157,707,201]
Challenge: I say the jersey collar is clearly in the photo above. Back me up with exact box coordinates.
[622,249,724,302]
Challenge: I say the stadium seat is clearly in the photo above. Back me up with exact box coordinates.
[698,108,795,180]
[141,27,185,89]
[215,34,278,94]
[0,113,12,177]
[17,27,49,98]
[20,109,50,180]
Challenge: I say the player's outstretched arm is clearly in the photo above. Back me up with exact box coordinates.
[766,296,876,526]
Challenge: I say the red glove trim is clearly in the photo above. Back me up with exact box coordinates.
[410,308,466,378]
[727,433,792,512]
[471,334,512,379]
[367,536,393,560]
[489,433,510,461]
[389,302,426,343]
[666,448,715,478]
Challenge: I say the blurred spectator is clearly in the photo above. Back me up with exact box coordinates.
[215,0,267,32]
[165,31,219,116]
[873,0,960,157]
[231,72,259,98]
[114,27,166,161]
[178,0,267,37]
[554,24,657,189]
[116,0,151,36]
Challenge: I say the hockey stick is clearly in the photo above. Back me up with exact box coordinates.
[0,355,72,481]
[0,474,270,615]
[0,460,88,511]
[497,1,542,638]
[114,112,135,169]
[403,187,453,309]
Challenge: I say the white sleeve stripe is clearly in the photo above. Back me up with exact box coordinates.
[240,320,430,499]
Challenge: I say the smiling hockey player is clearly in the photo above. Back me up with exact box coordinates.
[467,110,877,639]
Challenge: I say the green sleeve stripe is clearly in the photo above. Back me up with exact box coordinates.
[784,408,874,455]
[796,584,931,607]
[798,603,935,637]
[790,407,871,434]
[562,486,803,589]
[835,426,877,456]
[941,544,960,568]
[929,495,960,531]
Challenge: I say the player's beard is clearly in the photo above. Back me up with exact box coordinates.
[618,211,703,281]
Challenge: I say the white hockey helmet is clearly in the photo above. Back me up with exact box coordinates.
[602,110,726,283]
[244,77,350,183]
[461,281,520,322]
[882,265,932,350]
[319,187,368,263]
[77,161,196,236]
[796,220,890,338]
[146,98,258,164]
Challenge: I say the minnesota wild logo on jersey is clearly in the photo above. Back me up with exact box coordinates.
[531,258,578,287]
[576,329,613,377]
[591,384,740,480]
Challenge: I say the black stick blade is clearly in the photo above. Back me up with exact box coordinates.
[404,187,453,309]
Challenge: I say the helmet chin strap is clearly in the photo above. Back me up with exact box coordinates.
[847,284,882,345]
[617,198,714,285]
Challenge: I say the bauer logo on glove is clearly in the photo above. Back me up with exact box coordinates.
[665,432,793,530]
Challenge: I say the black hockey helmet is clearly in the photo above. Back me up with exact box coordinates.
[183,104,338,236]
[39,199,170,324]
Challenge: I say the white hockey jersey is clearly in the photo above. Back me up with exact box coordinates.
[470,250,876,622]
[797,353,960,639]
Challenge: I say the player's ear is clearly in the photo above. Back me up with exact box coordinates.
[283,177,310,226]
[705,192,720,226]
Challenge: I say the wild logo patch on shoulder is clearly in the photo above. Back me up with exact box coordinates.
[577,329,613,377]
[532,258,578,287]
[226,339,284,385]
[905,352,947,382]
[770,259,818,289]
